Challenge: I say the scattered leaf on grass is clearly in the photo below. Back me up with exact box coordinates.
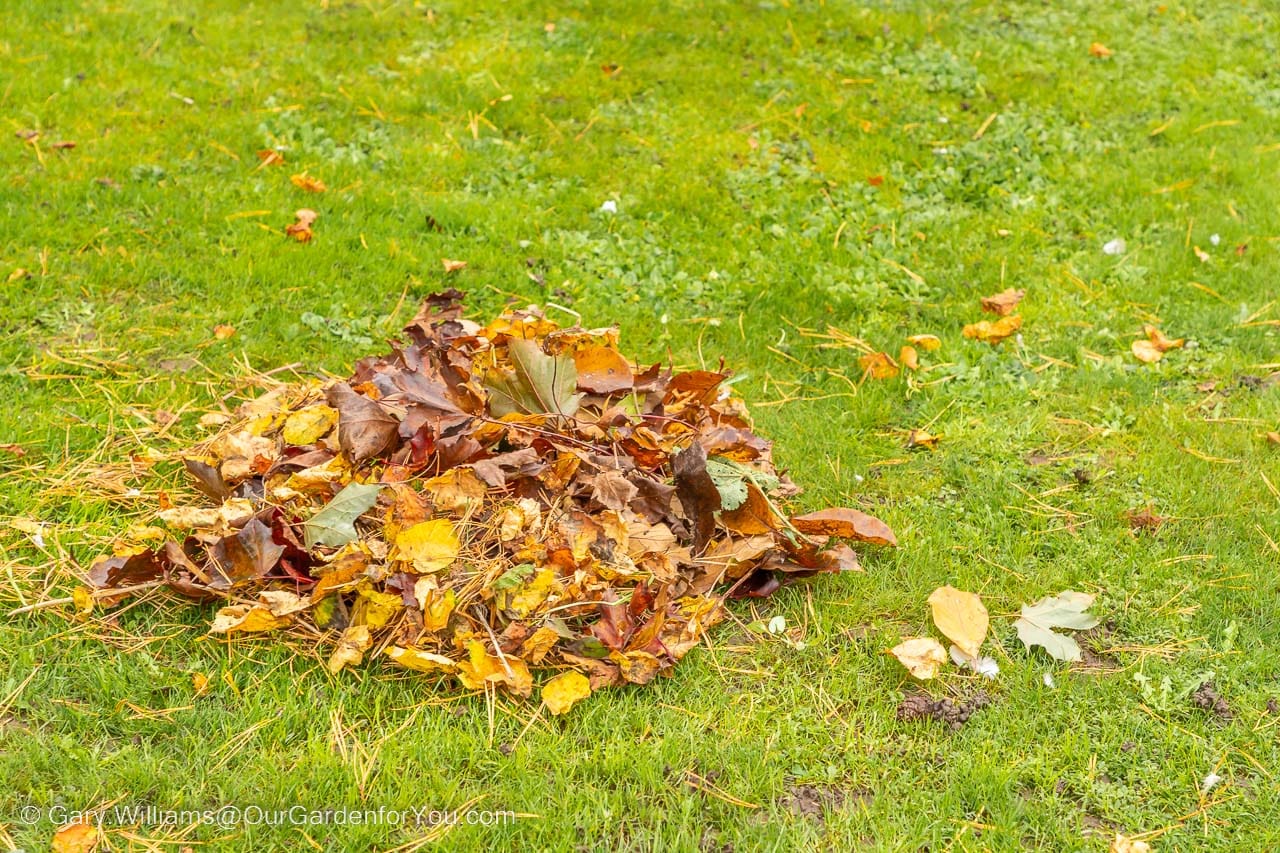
[51,821,99,853]
[1014,591,1099,662]
[290,173,326,193]
[285,208,317,242]
[1131,325,1184,363]
[889,637,947,680]
[927,585,988,658]
[906,429,939,451]
[907,333,942,351]
[256,149,284,166]
[858,351,899,379]
[441,258,468,273]
[963,315,1022,344]
[1089,42,1113,58]
[543,671,592,714]
[899,345,919,370]
[979,287,1025,316]
[1125,506,1166,533]
[1109,835,1152,853]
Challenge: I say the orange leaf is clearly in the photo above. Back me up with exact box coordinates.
[791,508,897,546]
[573,345,633,394]
[963,314,1022,344]
[979,287,1025,316]
[858,351,899,379]
[290,173,326,193]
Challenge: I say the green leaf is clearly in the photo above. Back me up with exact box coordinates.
[303,482,383,549]
[484,339,581,417]
[494,563,536,592]
[1013,590,1100,662]
[705,455,780,511]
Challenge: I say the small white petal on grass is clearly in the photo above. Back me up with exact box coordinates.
[1043,672,1056,688]
[600,199,617,213]
[1209,233,1220,246]
[949,645,999,680]
[1103,238,1127,255]
[767,615,787,634]
[1201,772,1222,794]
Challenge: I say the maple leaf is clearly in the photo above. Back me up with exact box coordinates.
[1014,591,1099,662]
[485,339,582,417]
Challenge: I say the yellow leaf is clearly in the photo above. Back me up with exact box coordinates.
[192,672,210,695]
[356,587,403,630]
[455,640,533,696]
[441,257,468,273]
[328,624,371,674]
[290,173,327,193]
[502,568,557,618]
[927,585,989,658]
[519,626,561,663]
[899,345,919,370]
[542,671,591,715]
[422,587,456,632]
[283,405,338,445]
[213,323,236,340]
[963,314,1022,344]
[907,333,942,351]
[394,519,461,572]
[423,468,487,513]
[52,821,99,853]
[889,637,947,679]
[1089,42,1113,58]
[1110,835,1152,853]
[72,586,95,619]
[385,646,456,674]
[208,604,292,634]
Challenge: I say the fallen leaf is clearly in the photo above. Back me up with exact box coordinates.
[889,637,947,679]
[858,351,899,379]
[1267,431,1280,445]
[927,585,988,658]
[791,508,897,546]
[283,405,339,445]
[394,519,461,573]
[256,149,285,166]
[906,429,939,451]
[1131,339,1163,364]
[1131,325,1184,363]
[899,345,919,370]
[1124,506,1166,532]
[573,345,633,394]
[441,258,468,273]
[385,646,456,673]
[303,482,383,549]
[1193,245,1210,263]
[1110,835,1152,853]
[51,821,99,853]
[485,339,582,417]
[328,624,372,673]
[907,334,942,351]
[213,323,236,340]
[1014,591,1099,662]
[290,173,326,193]
[980,287,1025,316]
[326,381,399,462]
[285,208,317,242]
[542,671,592,714]
[963,315,1022,344]
[209,604,292,634]
[1089,42,1113,58]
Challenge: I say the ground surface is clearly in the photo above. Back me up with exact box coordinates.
[3,1,1279,850]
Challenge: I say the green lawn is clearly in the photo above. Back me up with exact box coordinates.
[3,0,1280,849]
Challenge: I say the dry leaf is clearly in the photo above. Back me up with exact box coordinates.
[906,429,939,451]
[889,637,947,679]
[385,646,456,674]
[980,287,1025,316]
[1131,325,1184,363]
[858,351,899,379]
[395,519,461,572]
[52,821,99,853]
[328,624,372,673]
[1110,834,1152,853]
[441,258,468,273]
[963,315,1022,344]
[927,585,988,658]
[286,208,318,242]
[213,323,236,340]
[209,604,292,635]
[899,345,919,371]
[907,333,942,351]
[256,149,284,166]
[1131,339,1163,363]
[542,671,592,715]
[290,173,326,193]
[1089,42,1113,58]
[791,508,897,546]
[282,405,338,445]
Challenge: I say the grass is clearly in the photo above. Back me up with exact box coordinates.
[2,0,1279,849]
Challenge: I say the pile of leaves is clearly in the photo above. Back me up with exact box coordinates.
[89,292,895,711]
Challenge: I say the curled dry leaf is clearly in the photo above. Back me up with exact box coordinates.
[979,287,1025,316]
[858,351,899,379]
[889,637,947,680]
[441,258,468,273]
[290,173,326,193]
[963,315,1022,344]
[791,508,897,546]
[1089,42,1113,58]
[51,821,99,853]
[899,345,919,371]
[906,333,942,352]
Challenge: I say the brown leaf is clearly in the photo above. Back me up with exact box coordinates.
[325,382,399,463]
[979,287,1025,316]
[858,351,899,379]
[791,508,897,546]
[88,549,165,588]
[672,442,721,553]
[591,469,639,511]
[1089,42,1113,58]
